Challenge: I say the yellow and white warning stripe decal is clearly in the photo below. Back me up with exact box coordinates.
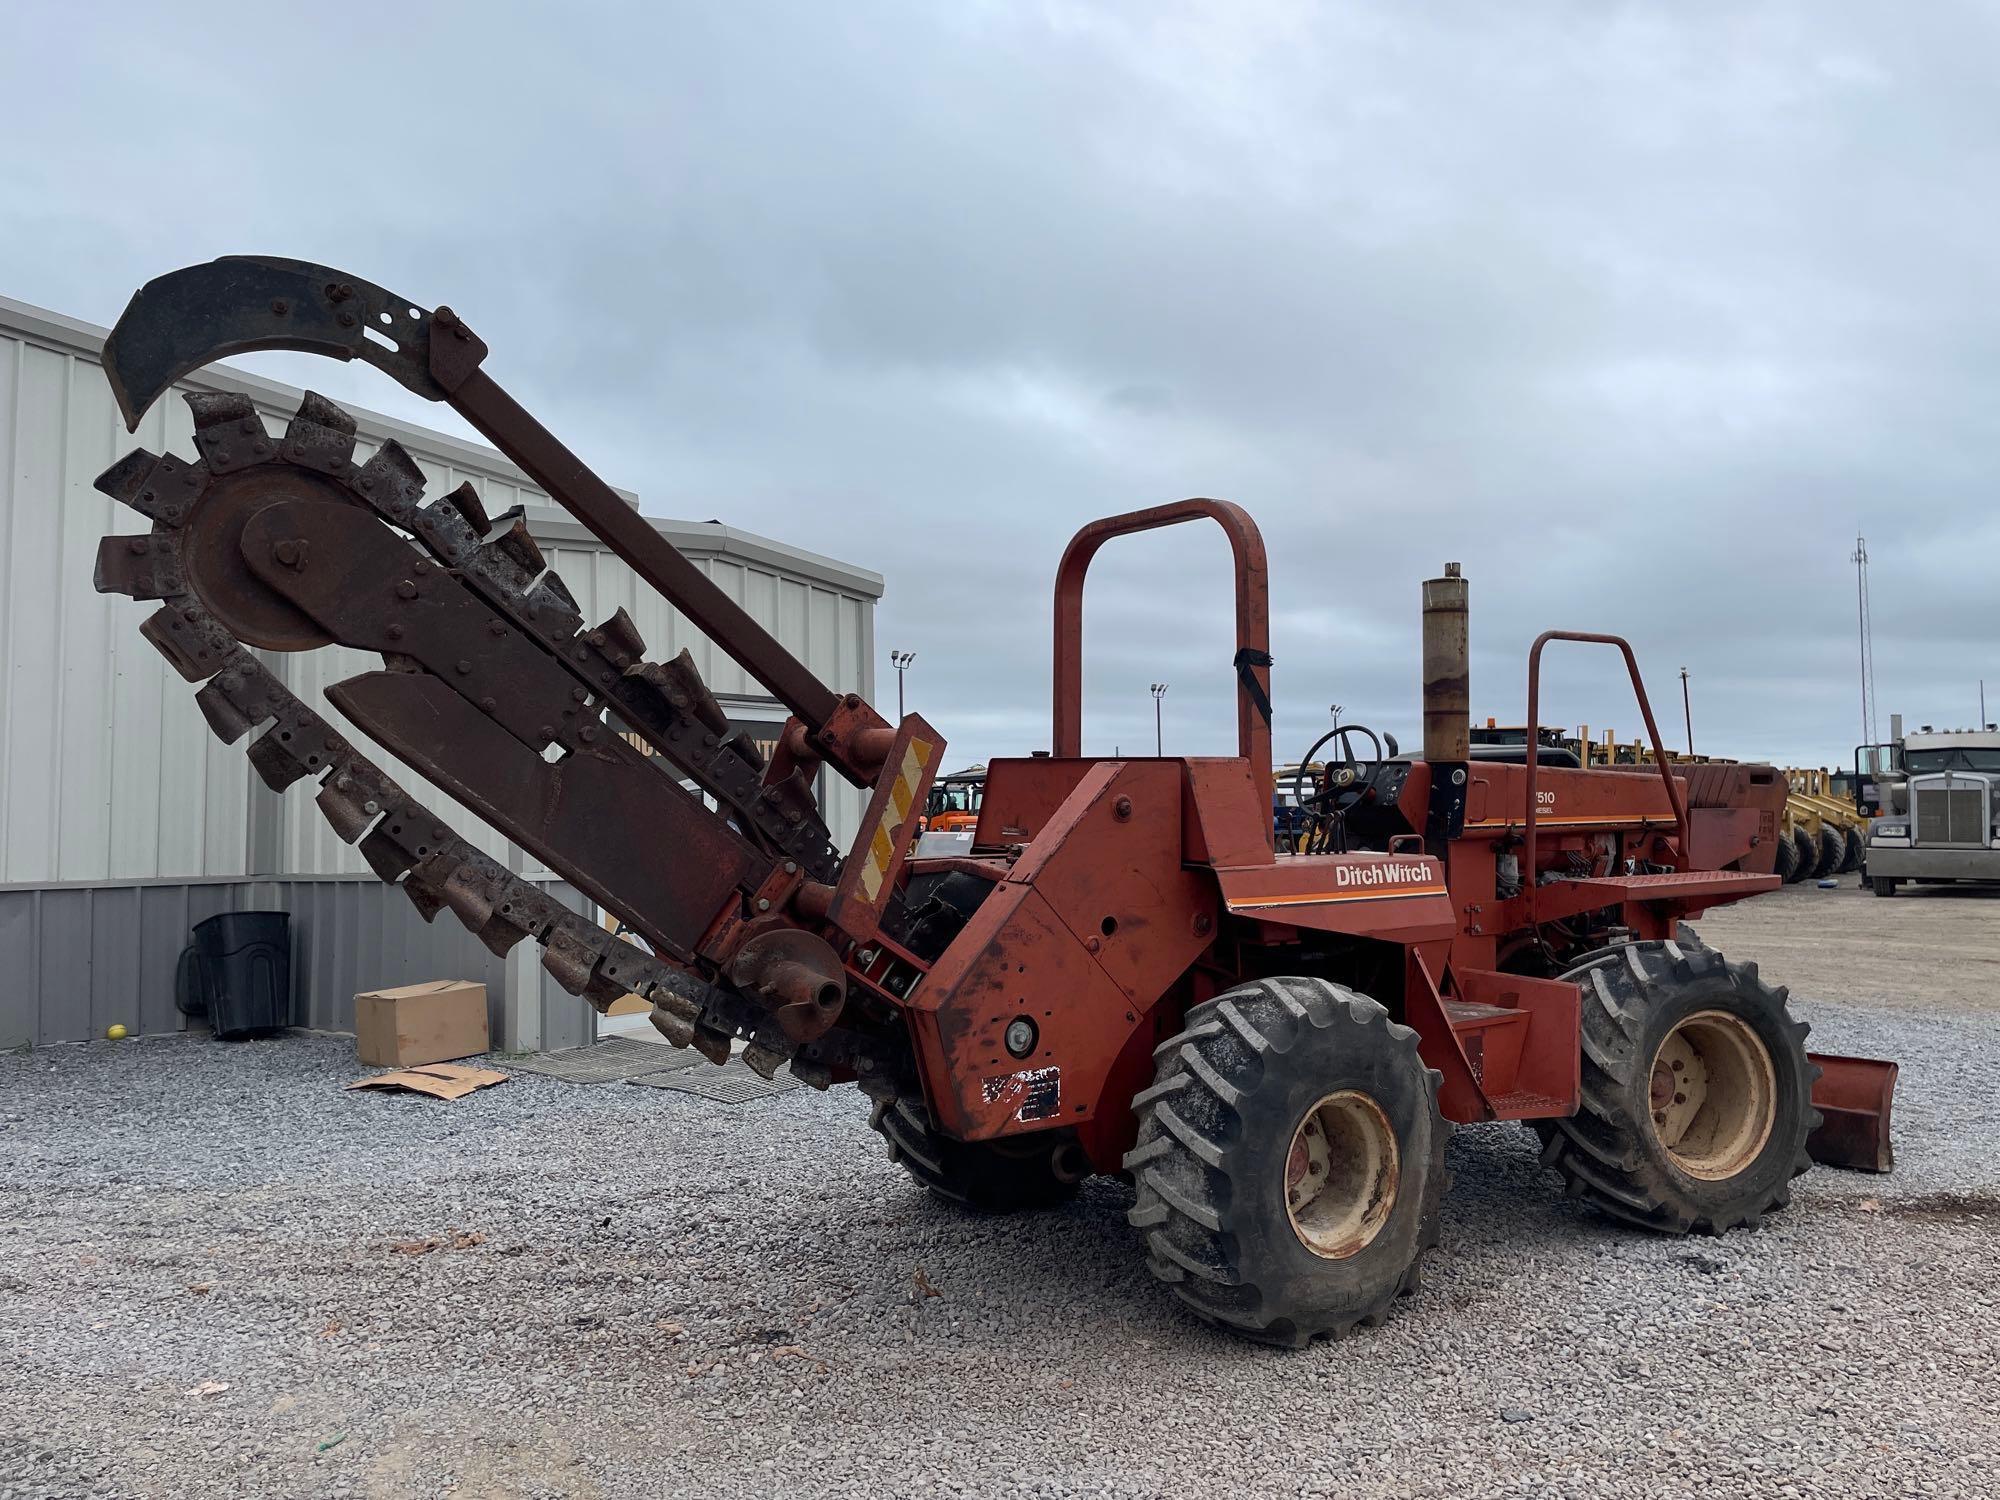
[1227,884,1447,912]
[858,735,935,902]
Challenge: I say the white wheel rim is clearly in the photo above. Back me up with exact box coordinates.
[1648,1009,1777,1180]
[1284,1090,1399,1259]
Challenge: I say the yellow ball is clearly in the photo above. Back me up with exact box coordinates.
[105,1024,128,1041]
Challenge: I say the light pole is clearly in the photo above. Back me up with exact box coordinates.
[891,650,915,719]
[1150,683,1168,756]
[1680,667,1693,757]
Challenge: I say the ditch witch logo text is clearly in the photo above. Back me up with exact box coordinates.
[1332,860,1438,889]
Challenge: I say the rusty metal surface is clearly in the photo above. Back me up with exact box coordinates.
[728,928,848,1043]
[1807,1052,1898,1172]
[915,761,1216,1165]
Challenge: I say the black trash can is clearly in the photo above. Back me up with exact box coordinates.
[175,911,294,1039]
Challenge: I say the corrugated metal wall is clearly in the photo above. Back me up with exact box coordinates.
[0,877,593,1051]
[1,292,882,1045]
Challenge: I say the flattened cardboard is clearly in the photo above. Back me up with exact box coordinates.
[346,1063,510,1101]
[353,979,488,1067]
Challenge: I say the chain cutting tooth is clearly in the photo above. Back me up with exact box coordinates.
[280,390,358,474]
[94,448,207,526]
[494,516,546,576]
[541,923,629,1012]
[788,1056,834,1089]
[315,762,401,843]
[648,1003,696,1047]
[438,859,534,957]
[741,1042,786,1079]
[139,604,239,681]
[591,606,646,662]
[354,440,427,527]
[93,533,185,600]
[523,573,583,636]
[438,479,493,536]
[245,716,337,792]
[186,392,273,473]
[357,823,420,885]
[690,1025,733,1065]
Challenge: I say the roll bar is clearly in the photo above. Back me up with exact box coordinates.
[1051,499,1272,819]
[1523,631,1691,925]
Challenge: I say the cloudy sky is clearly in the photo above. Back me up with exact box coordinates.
[4,2,1995,770]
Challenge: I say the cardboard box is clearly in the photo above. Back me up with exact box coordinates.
[353,980,489,1067]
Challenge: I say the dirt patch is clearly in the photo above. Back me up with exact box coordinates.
[1872,1191,2000,1225]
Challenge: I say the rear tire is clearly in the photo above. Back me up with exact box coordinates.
[1788,826,1816,882]
[1839,827,1864,874]
[1533,940,1818,1234]
[870,1097,1081,1213]
[1771,828,1799,882]
[1125,977,1447,1346]
[1814,825,1846,880]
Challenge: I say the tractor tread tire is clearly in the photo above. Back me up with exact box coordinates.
[1814,825,1846,880]
[1789,826,1816,882]
[870,1097,1080,1214]
[1772,828,1799,883]
[1839,827,1865,875]
[1124,977,1447,1347]
[1532,940,1820,1235]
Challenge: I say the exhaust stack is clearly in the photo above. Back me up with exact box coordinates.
[1422,563,1470,763]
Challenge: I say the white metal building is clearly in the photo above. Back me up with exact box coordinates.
[0,293,882,1051]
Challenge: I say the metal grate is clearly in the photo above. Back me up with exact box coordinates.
[633,1059,805,1104]
[509,1035,695,1084]
[1915,779,1988,845]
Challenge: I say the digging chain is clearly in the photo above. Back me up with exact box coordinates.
[94,389,905,1097]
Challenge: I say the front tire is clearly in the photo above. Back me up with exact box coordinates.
[1125,977,1447,1346]
[1533,941,1817,1234]
[1872,875,1899,898]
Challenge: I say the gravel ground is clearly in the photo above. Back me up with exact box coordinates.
[4,889,1998,1499]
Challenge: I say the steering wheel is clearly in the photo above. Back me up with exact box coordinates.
[1290,724,1384,852]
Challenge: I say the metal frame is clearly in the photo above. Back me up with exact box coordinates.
[1051,498,1272,825]
[1523,630,1692,926]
